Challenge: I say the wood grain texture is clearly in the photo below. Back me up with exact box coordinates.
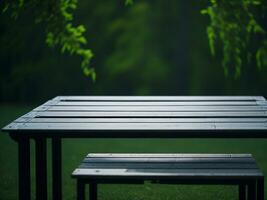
[3,96,267,137]
[72,154,263,179]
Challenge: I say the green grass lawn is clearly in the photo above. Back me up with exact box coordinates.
[0,104,267,200]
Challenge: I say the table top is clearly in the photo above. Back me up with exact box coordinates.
[3,96,267,138]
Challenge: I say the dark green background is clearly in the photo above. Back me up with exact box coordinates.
[1,0,267,104]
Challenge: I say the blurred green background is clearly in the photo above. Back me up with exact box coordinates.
[1,0,267,104]
[1,0,267,200]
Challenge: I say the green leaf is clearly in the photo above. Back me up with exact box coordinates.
[207,26,216,56]
[200,9,208,15]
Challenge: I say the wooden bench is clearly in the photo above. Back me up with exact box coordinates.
[72,154,264,200]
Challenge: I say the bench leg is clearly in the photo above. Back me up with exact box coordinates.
[239,184,247,200]
[257,178,264,200]
[77,180,85,200]
[89,183,97,200]
[248,181,256,200]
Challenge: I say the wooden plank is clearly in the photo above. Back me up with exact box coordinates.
[24,111,267,118]
[72,168,263,177]
[86,154,252,158]
[73,153,263,178]
[13,117,267,123]
[78,163,257,169]
[2,122,216,130]
[82,160,255,166]
[257,101,267,105]
[55,96,265,101]
[42,100,60,106]
[54,101,262,106]
[34,105,267,112]
[83,154,256,165]
[83,157,255,164]
[6,122,267,131]
[215,123,267,129]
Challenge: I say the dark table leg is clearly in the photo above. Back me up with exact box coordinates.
[18,136,31,200]
[257,178,264,200]
[239,183,247,200]
[248,180,256,200]
[77,180,85,200]
[89,182,97,200]
[35,138,47,200]
[52,137,62,200]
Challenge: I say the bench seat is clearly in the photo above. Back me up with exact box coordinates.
[72,154,264,200]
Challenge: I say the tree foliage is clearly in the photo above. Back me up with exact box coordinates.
[1,0,135,81]
[2,0,95,80]
[1,0,267,80]
[201,0,267,78]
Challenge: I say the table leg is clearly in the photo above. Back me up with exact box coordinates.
[248,180,256,200]
[239,183,247,200]
[18,137,31,200]
[89,182,97,200]
[35,138,47,200]
[52,137,62,200]
[257,178,264,200]
[77,180,85,200]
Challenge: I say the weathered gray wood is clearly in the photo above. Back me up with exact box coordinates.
[72,168,263,178]
[86,153,252,158]
[55,101,263,106]
[3,96,267,137]
[79,163,258,170]
[20,111,267,118]
[72,154,263,179]
[13,117,267,123]
[83,157,255,163]
[81,154,258,169]
[55,96,265,101]
[5,122,267,131]
[34,105,267,111]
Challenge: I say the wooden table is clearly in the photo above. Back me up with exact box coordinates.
[2,96,267,200]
